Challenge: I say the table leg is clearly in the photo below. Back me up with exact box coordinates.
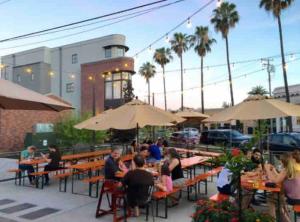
[276,192,280,222]
[35,163,39,189]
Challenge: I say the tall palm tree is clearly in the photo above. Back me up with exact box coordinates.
[190,26,216,114]
[170,33,191,111]
[211,2,239,106]
[259,0,294,131]
[139,62,156,104]
[153,47,173,110]
[248,85,268,96]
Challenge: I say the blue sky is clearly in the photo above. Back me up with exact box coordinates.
[1,0,299,110]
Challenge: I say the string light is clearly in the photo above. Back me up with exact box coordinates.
[284,64,288,70]
[148,45,152,52]
[290,54,295,61]
[186,17,192,28]
[70,74,75,79]
[165,34,169,43]
[216,0,222,8]
[231,63,235,70]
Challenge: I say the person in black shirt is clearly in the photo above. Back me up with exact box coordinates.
[41,144,61,185]
[122,154,154,217]
[104,147,127,181]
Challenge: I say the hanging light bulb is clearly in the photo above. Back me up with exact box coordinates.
[148,45,152,52]
[216,0,222,8]
[165,34,169,43]
[186,18,192,28]
[284,64,288,70]
[231,63,235,70]
[290,54,295,61]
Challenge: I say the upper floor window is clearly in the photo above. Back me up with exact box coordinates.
[105,48,112,58]
[72,54,78,64]
[116,47,125,57]
[66,82,75,93]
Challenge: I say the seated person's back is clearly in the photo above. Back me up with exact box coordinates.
[123,155,154,207]
[148,141,161,161]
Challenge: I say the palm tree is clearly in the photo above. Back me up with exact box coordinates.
[170,32,191,111]
[190,26,216,114]
[153,47,173,111]
[259,0,294,131]
[139,62,156,104]
[248,85,268,96]
[211,2,239,106]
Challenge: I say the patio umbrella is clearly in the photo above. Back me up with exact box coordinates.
[74,109,112,130]
[74,99,185,142]
[176,110,209,119]
[0,79,73,111]
[204,95,300,122]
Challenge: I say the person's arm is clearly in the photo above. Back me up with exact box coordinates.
[169,158,179,172]
[265,164,286,184]
[41,153,51,163]
[119,161,128,173]
[155,176,167,192]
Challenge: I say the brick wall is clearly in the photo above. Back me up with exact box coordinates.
[81,57,134,114]
[0,95,72,152]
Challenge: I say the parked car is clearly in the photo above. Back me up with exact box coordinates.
[183,128,200,136]
[262,132,300,152]
[170,131,200,144]
[200,129,251,147]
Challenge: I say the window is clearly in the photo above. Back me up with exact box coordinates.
[72,54,78,64]
[116,47,125,57]
[105,82,112,99]
[66,83,74,93]
[105,48,112,58]
[17,74,21,82]
[113,73,121,80]
[271,135,282,144]
[283,135,297,146]
[113,81,121,99]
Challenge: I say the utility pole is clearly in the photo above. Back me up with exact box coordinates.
[152,93,155,106]
[261,58,275,133]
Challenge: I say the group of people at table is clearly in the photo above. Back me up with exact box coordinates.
[216,148,300,222]
[104,139,186,217]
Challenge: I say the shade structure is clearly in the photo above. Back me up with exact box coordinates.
[176,110,209,120]
[204,95,300,122]
[0,79,73,111]
[74,109,112,130]
[74,99,185,130]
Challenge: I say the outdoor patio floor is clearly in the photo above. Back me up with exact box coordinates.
[0,169,219,222]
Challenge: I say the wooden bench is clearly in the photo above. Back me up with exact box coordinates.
[54,171,73,192]
[209,193,230,203]
[7,168,23,185]
[29,171,49,189]
[82,175,104,198]
[293,205,300,222]
[152,187,181,219]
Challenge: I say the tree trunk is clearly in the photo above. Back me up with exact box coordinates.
[225,36,234,106]
[180,54,184,111]
[147,79,150,105]
[278,15,293,132]
[162,65,167,111]
[201,56,204,114]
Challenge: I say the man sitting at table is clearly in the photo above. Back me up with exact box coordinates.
[122,154,154,217]
[104,147,127,181]
[147,140,162,163]
[19,145,37,185]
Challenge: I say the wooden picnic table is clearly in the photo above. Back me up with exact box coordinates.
[173,147,222,158]
[61,149,111,161]
[241,178,281,222]
[115,167,159,178]
[181,156,211,169]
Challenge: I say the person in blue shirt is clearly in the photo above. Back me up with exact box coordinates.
[19,145,37,185]
[147,140,162,162]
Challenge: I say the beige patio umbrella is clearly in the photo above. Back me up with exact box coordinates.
[75,99,185,130]
[176,110,209,119]
[74,99,185,142]
[0,79,73,111]
[74,109,112,130]
[204,95,300,122]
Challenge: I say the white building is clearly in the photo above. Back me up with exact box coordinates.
[273,84,300,132]
[0,34,135,113]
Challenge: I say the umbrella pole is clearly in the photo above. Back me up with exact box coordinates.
[136,123,139,146]
[258,120,262,153]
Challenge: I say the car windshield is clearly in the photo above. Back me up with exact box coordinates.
[223,130,243,138]
[291,133,300,141]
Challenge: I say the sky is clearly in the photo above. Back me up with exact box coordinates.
[0,0,299,110]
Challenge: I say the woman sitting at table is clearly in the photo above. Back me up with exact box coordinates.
[155,162,173,192]
[41,144,61,186]
[167,148,185,187]
[265,153,300,222]
[130,140,138,154]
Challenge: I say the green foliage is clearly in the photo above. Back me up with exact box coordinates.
[248,86,268,96]
[193,199,274,222]
[123,80,135,103]
[53,113,107,147]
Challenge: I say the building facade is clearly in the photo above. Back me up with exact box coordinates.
[0,34,135,113]
[273,84,300,132]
